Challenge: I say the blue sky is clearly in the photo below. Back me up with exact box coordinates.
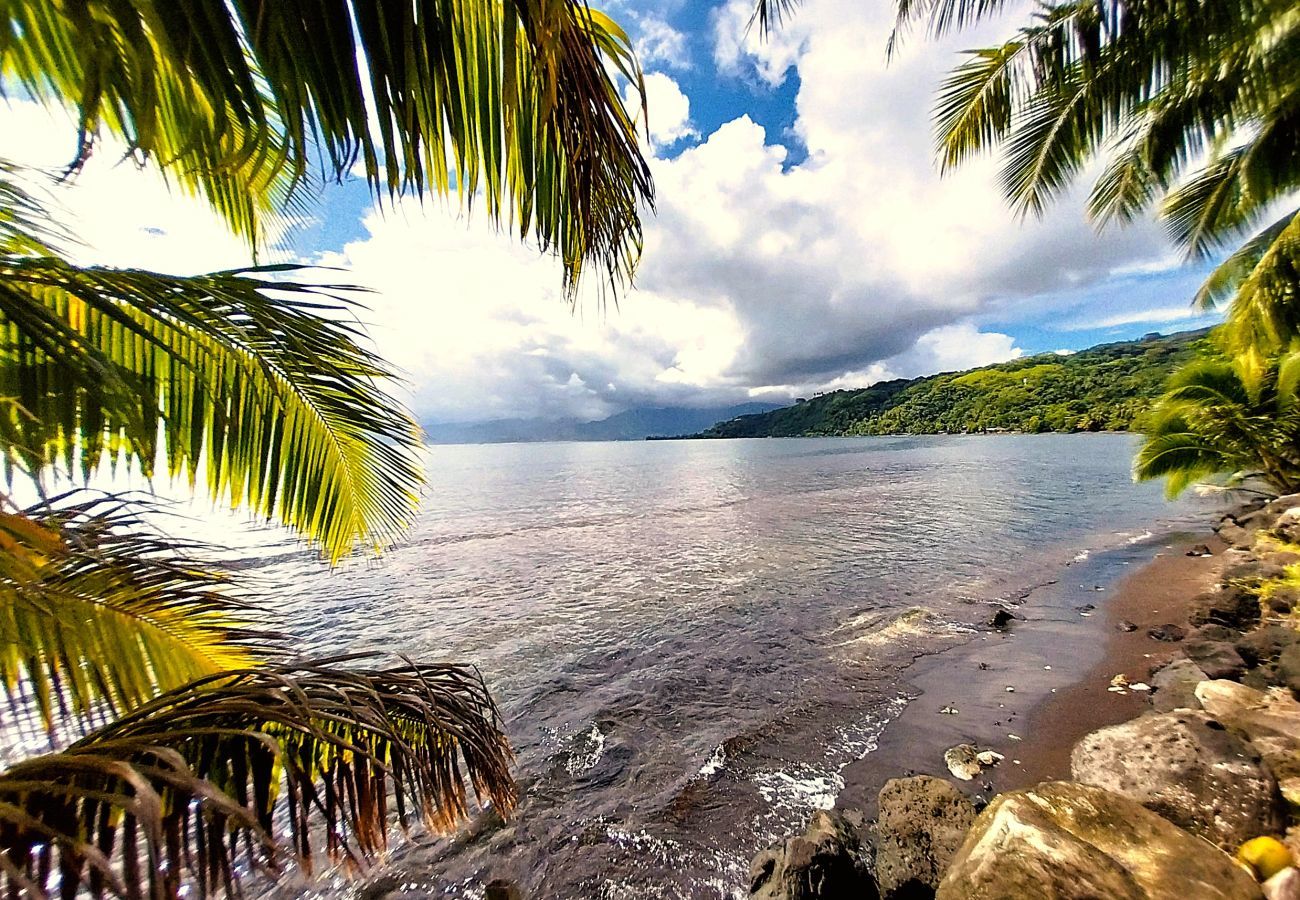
[2,0,1225,425]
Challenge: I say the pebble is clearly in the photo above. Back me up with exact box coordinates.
[938,706,959,715]
[1005,686,1015,693]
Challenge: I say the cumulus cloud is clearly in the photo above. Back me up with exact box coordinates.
[0,0,1196,426]
[626,73,698,148]
[0,102,260,274]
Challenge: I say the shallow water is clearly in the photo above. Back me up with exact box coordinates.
[243,434,1210,899]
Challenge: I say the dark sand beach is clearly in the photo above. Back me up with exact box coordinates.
[837,527,1226,816]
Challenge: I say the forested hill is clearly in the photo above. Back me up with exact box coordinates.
[689,329,1211,439]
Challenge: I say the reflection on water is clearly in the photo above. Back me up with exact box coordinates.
[218,435,1206,898]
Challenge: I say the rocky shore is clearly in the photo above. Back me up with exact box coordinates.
[750,494,1300,900]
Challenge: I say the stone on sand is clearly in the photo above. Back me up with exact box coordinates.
[936,782,1262,900]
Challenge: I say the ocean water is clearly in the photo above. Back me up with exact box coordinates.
[237,434,1210,899]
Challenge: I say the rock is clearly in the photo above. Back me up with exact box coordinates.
[1118,619,1138,632]
[1279,644,1300,693]
[1070,710,1282,848]
[1217,520,1251,548]
[874,776,976,900]
[1237,625,1300,668]
[1195,624,1243,642]
[750,810,877,900]
[1147,624,1186,642]
[1265,868,1300,900]
[1188,587,1262,629]
[1150,658,1208,712]
[975,750,1003,767]
[485,881,523,900]
[1196,679,1300,805]
[1276,508,1300,543]
[935,782,1261,900]
[1188,543,1213,556]
[986,608,1021,629]
[944,744,981,781]
[1183,639,1247,680]
[1267,585,1300,616]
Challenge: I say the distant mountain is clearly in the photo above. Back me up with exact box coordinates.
[684,328,1212,439]
[422,403,783,444]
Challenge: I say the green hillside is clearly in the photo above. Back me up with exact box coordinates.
[692,329,1211,439]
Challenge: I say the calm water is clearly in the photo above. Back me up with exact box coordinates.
[245,434,1208,899]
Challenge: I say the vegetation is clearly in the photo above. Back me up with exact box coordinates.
[0,0,651,896]
[692,330,1207,439]
[1135,345,1300,496]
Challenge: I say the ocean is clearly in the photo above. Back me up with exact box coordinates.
[243,434,1210,899]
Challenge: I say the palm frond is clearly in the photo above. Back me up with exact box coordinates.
[0,254,424,563]
[1219,210,1300,356]
[1194,209,1300,310]
[2,0,654,294]
[752,0,802,37]
[0,492,276,743]
[934,42,1024,171]
[0,659,516,900]
[1087,126,1163,225]
[0,166,70,258]
[1134,425,1225,498]
[887,0,1017,56]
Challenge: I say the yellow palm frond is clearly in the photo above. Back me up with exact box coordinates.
[0,251,424,563]
[0,659,516,900]
[0,493,276,743]
[2,0,653,294]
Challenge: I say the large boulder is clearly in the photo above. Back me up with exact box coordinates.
[874,776,976,900]
[1197,679,1300,807]
[1150,658,1207,712]
[1275,508,1300,544]
[936,782,1262,900]
[1070,710,1282,848]
[1183,639,1248,680]
[750,810,878,900]
[1238,626,1300,668]
[1188,587,1261,630]
[1279,644,1300,693]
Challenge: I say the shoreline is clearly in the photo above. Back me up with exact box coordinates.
[755,492,1300,899]
[835,524,1226,817]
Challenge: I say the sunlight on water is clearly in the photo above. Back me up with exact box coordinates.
[172,434,1210,899]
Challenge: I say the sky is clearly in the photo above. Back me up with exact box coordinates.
[1,0,1224,427]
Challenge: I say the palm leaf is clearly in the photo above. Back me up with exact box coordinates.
[2,0,654,294]
[1219,210,1300,356]
[0,253,424,563]
[934,42,1024,171]
[0,492,277,744]
[0,659,516,900]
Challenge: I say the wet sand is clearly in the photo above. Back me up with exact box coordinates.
[837,528,1226,817]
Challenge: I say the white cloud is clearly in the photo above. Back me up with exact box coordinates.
[625,73,698,149]
[0,0,1199,427]
[1063,304,1210,331]
[635,16,692,70]
[0,101,262,275]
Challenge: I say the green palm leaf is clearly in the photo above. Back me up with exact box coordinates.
[0,659,516,900]
[0,493,277,742]
[0,252,423,563]
[2,0,653,293]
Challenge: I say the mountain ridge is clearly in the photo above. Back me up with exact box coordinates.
[422,402,783,444]
[679,328,1212,439]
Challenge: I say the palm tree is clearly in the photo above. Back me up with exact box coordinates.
[0,1,653,896]
[754,0,1299,363]
[1135,345,1300,496]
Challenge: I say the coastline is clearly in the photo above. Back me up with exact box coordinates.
[756,492,1300,899]
[835,524,1226,817]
